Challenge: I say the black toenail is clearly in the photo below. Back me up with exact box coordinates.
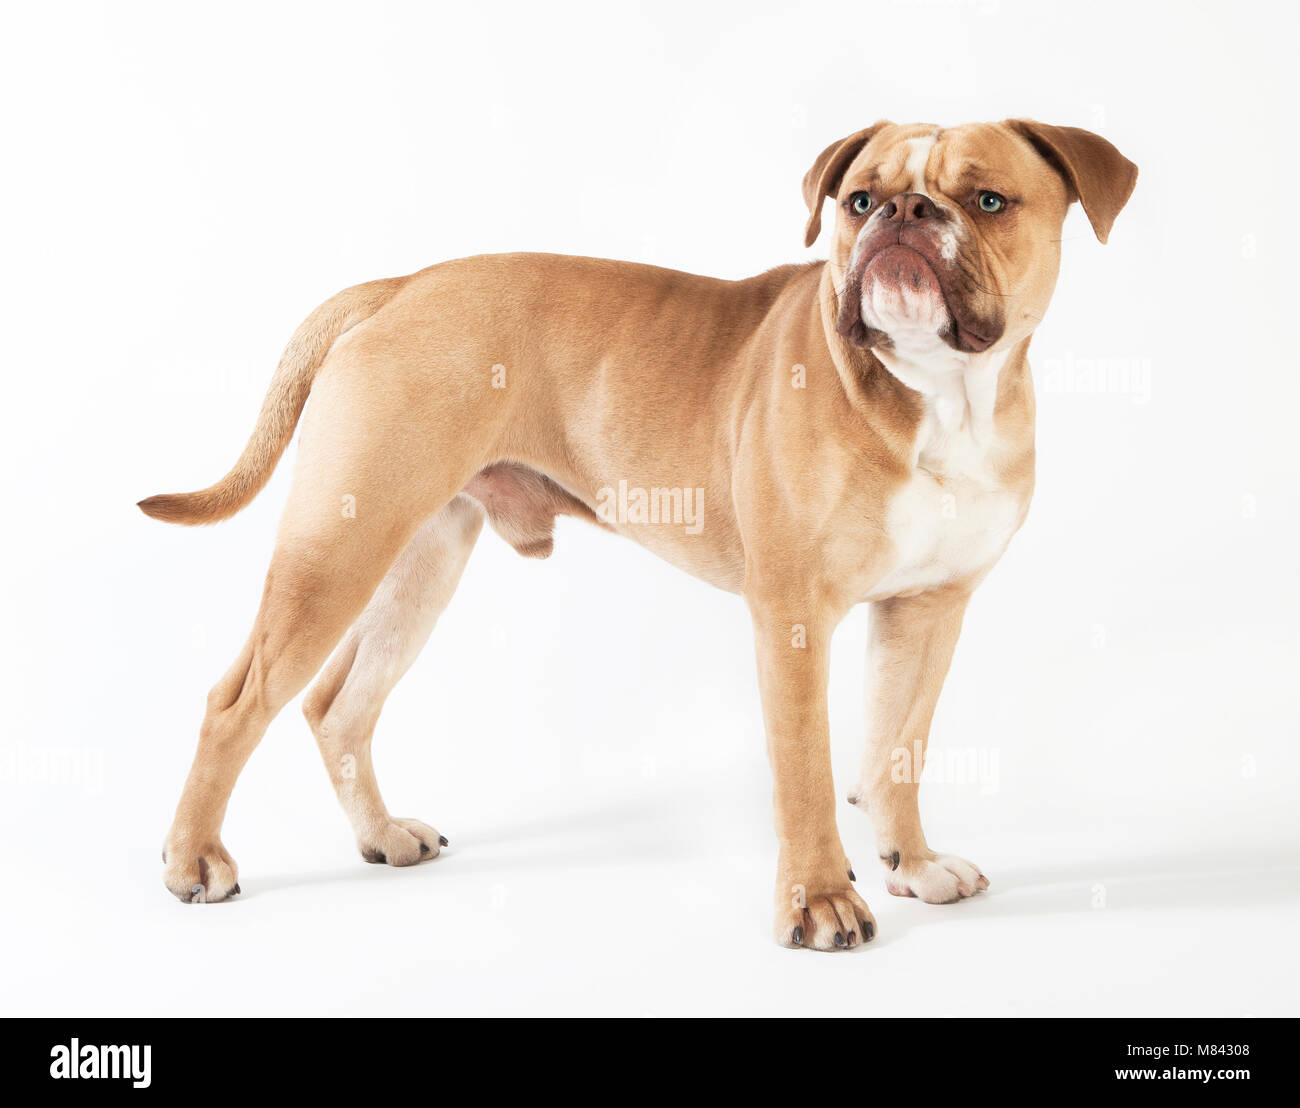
[848,869,856,882]
[834,932,845,947]
[420,843,429,853]
[231,883,240,895]
[891,850,900,871]
[865,921,875,940]
[439,835,448,847]
[792,926,803,945]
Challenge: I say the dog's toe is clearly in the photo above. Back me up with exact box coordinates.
[357,817,443,867]
[162,838,240,903]
[885,852,988,903]
[777,889,876,952]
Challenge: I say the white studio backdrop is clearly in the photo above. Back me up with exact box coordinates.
[1,0,1296,1015]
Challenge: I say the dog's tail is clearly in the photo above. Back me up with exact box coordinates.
[137,277,404,526]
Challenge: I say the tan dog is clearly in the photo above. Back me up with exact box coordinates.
[141,119,1136,950]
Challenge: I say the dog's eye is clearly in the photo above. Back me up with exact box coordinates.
[848,192,872,215]
[977,190,1006,213]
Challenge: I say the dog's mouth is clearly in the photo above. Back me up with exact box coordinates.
[835,234,1001,355]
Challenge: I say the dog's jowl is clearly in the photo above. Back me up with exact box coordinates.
[141,120,1136,951]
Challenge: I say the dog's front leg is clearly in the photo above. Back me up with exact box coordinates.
[848,588,990,903]
[749,595,875,950]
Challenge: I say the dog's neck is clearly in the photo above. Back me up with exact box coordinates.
[872,329,1011,461]
[814,262,1034,476]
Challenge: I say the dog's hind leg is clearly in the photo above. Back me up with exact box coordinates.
[303,494,483,867]
[161,358,485,903]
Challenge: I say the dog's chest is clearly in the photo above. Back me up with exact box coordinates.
[863,357,1030,601]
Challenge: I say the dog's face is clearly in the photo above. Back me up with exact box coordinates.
[803,120,1137,357]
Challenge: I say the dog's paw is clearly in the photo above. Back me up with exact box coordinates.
[358,817,445,867]
[162,838,240,903]
[883,850,989,903]
[776,886,877,951]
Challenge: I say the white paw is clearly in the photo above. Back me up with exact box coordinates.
[358,817,445,867]
[884,851,989,903]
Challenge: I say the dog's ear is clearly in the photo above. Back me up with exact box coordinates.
[801,122,891,248]
[1007,120,1138,244]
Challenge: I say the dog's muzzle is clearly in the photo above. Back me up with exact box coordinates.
[835,193,1002,354]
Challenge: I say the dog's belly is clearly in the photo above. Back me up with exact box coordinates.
[462,460,749,593]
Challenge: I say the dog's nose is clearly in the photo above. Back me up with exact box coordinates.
[877,193,939,223]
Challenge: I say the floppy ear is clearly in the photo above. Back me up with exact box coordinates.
[1007,120,1138,244]
[801,122,892,248]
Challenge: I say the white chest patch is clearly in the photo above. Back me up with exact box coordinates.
[865,343,1028,601]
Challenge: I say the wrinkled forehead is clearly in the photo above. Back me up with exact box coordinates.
[841,122,1058,199]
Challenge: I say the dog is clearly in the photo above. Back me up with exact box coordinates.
[141,119,1136,950]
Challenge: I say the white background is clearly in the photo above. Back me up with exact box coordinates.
[2,0,1297,1016]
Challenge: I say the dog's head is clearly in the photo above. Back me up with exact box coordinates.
[803,121,1137,357]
